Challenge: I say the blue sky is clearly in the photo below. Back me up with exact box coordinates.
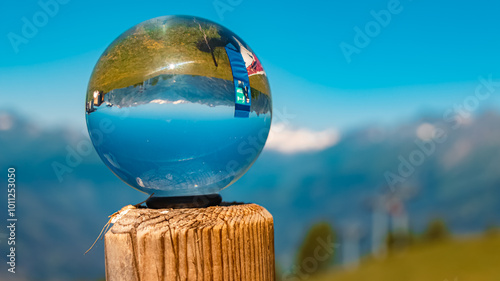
[1,0,500,131]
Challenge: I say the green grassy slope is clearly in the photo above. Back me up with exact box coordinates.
[313,235,500,281]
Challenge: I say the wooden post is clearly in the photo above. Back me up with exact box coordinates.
[104,203,275,281]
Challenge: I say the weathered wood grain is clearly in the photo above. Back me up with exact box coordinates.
[105,203,275,281]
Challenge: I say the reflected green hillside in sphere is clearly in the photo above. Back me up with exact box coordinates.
[85,15,272,196]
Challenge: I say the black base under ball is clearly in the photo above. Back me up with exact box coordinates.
[146,194,222,209]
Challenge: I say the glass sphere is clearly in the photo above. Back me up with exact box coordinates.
[85,16,272,196]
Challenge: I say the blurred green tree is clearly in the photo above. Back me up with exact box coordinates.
[484,224,500,237]
[294,221,336,277]
[386,231,415,252]
[275,261,284,281]
[423,219,450,242]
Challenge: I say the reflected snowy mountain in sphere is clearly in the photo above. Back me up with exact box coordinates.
[85,16,272,196]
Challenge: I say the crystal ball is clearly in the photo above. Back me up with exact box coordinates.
[85,16,272,196]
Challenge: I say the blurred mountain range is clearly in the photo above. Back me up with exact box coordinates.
[1,109,499,280]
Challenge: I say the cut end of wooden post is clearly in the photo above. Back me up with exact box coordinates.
[105,203,275,281]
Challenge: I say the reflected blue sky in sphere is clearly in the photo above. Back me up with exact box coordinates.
[87,75,271,196]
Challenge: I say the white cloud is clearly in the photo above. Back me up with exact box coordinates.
[265,123,340,154]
